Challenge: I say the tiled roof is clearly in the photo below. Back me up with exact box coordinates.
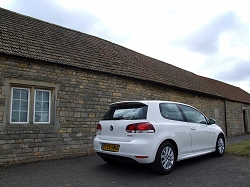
[1,8,250,104]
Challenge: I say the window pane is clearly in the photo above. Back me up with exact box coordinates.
[103,104,147,120]
[20,100,28,111]
[13,89,20,99]
[160,103,184,121]
[12,100,20,110]
[12,111,19,122]
[179,105,207,124]
[42,112,49,122]
[35,112,41,122]
[35,101,42,111]
[42,102,49,111]
[43,92,49,101]
[36,91,42,101]
[20,112,28,122]
[21,89,29,100]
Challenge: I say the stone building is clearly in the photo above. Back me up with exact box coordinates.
[0,8,250,164]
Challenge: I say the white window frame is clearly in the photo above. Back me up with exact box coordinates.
[34,89,51,124]
[10,87,52,124]
[10,87,30,123]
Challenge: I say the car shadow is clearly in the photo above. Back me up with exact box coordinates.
[175,153,215,169]
[96,161,153,175]
[95,153,216,176]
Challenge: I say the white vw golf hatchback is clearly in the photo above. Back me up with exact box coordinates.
[93,100,225,174]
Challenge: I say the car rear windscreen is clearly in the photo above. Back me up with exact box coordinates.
[102,104,148,120]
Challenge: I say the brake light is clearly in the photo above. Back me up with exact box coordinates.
[96,123,102,132]
[126,122,155,133]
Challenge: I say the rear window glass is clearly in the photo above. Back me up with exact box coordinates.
[102,104,148,120]
[160,103,184,121]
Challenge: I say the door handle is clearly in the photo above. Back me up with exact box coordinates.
[190,127,196,130]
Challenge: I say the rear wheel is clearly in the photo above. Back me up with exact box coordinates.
[151,142,176,175]
[214,135,225,156]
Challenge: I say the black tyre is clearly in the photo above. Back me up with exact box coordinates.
[151,142,176,175]
[214,135,225,157]
[102,157,119,164]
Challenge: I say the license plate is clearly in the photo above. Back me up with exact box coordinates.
[102,143,120,152]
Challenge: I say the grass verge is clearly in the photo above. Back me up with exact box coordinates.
[226,139,250,157]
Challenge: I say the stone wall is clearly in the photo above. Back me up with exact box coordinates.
[225,100,250,136]
[0,55,249,165]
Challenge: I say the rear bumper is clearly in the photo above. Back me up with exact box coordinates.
[93,135,159,164]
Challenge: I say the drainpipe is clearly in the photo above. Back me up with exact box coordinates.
[224,99,228,136]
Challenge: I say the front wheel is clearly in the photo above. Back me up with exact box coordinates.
[151,142,176,175]
[214,135,225,156]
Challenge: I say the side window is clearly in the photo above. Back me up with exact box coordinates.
[160,103,184,121]
[179,104,207,124]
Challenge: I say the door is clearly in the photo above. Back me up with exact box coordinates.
[159,103,192,156]
[243,109,249,133]
[189,122,215,152]
[178,104,215,153]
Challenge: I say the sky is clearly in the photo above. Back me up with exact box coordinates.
[1,0,250,93]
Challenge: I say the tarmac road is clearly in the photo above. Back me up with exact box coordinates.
[0,134,249,187]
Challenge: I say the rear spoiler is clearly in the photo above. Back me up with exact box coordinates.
[109,101,148,108]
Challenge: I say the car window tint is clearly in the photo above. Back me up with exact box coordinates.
[160,103,184,121]
[179,104,207,124]
[102,104,147,120]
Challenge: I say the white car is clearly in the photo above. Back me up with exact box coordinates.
[93,100,225,174]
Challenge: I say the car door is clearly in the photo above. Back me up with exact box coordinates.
[178,104,216,153]
[159,103,192,156]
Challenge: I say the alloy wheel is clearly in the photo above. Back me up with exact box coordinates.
[161,146,175,170]
[217,137,225,154]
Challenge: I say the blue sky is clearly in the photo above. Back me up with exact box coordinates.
[1,0,250,93]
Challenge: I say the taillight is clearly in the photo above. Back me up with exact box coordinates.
[126,122,155,133]
[96,123,102,132]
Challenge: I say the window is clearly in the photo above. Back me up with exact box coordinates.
[160,103,184,121]
[179,104,207,124]
[11,88,30,123]
[34,90,51,123]
[10,87,51,124]
[102,104,147,120]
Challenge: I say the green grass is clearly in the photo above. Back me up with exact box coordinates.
[226,139,250,157]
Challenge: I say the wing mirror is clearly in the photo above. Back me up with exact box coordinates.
[208,118,216,124]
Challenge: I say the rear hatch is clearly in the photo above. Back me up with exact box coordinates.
[97,102,148,142]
